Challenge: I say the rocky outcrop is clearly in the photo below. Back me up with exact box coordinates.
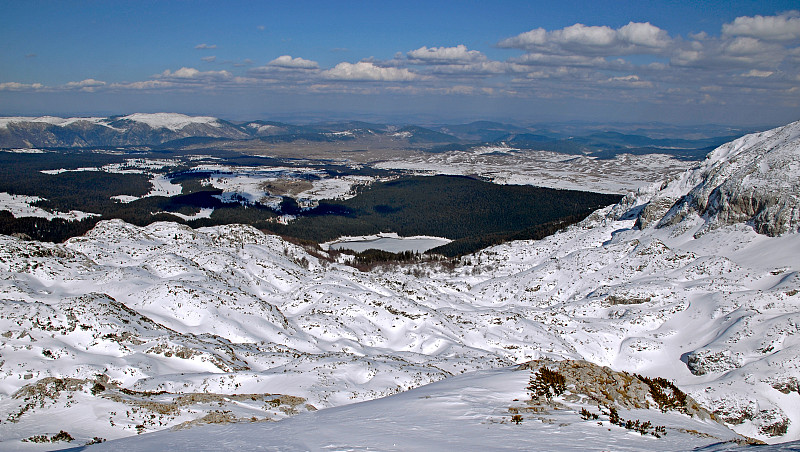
[518,359,713,420]
[656,121,800,236]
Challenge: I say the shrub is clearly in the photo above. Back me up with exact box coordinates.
[528,368,567,401]
[50,430,74,442]
[580,407,599,420]
[636,375,687,413]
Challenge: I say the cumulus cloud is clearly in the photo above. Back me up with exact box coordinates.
[407,45,486,64]
[667,12,800,73]
[0,81,44,91]
[158,67,232,80]
[602,74,653,88]
[722,11,800,41]
[498,22,672,56]
[322,61,419,81]
[64,78,106,92]
[267,55,319,69]
[201,56,217,63]
[195,43,217,49]
[670,36,786,69]
[248,56,319,80]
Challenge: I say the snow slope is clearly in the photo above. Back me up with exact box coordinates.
[1,121,800,449]
[77,364,752,452]
[116,113,221,132]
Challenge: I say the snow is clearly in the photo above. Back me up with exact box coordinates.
[0,192,100,221]
[327,233,451,253]
[179,165,371,205]
[40,167,100,175]
[75,367,749,452]
[4,149,46,154]
[146,175,183,198]
[0,113,224,134]
[157,208,214,221]
[1,121,800,449]
[377,148,694,194]
[117,113,221,131]
[0,116,108,129]
[293,175,375,201]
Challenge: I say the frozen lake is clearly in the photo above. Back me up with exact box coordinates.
[328,235,451,253]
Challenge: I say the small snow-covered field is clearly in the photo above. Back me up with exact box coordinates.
[327,233,451,253]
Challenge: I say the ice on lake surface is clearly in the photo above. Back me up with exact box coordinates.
[328,234,451,253]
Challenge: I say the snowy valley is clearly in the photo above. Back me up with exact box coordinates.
[0,119,799,450]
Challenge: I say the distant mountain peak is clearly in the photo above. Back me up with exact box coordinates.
[115,112,222,131]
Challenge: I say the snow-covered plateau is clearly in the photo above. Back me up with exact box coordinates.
[1,121,800,450]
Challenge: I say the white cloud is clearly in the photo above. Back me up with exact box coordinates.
[0,81,44,91]
[201,56,217,63]
[64,79,106,90]
[670,37,786,69]
[618,22,671,48]
[556,23,617,47]
[159,67,232,80]
[322,62,419,81]
[195,43,217,49]
[498,28,547,48]
[603,74,653,88]
[722,11,800,41]
[724,37,771,55]
[268,55,319,69]
[499,22,671,56]
[407,45,486,64]
[741,69,774,77]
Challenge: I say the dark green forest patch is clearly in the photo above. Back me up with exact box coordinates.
[266,175,621,255]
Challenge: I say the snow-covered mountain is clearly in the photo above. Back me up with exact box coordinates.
[0,120,799,450]
[0,113,249,147]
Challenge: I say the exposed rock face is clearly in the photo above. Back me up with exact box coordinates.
[685,349,744,376]
[653,120,800,236]
[518,359,713,420]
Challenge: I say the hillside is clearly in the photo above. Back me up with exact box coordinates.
[0,121,799,449]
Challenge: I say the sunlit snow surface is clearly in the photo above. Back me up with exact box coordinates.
[378,147,692,194]
[1,121,800,450]
[74,368,751,452]
[0,193,100,221]
[117,113,221,131]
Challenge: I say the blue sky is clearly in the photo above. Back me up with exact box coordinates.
[1,1,799,125]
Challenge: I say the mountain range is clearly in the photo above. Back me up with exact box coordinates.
[0,113,742,158]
